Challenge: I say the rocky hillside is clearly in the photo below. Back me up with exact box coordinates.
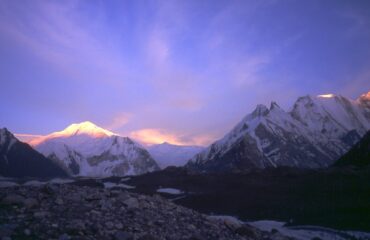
[0,183,291,240]
[188,92,370,172]
[30,122,159,177]
[334,130,370,167]
[0,128,67,178]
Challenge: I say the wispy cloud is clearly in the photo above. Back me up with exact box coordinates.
[105,113,132,131]
[130,128,214,146]
[146,29,170,68]
[229,54,271,87]
[2,0,368,145]
[14,133,42,143]
[0,1,127,86]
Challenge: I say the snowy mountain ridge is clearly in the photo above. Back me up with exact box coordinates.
[31,122,159,177]
[187,92,370,171]
[147,142,204,168]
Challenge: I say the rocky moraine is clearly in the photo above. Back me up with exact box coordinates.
[0,183,292,240]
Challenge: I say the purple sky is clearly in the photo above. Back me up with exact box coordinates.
[1,0,370,146]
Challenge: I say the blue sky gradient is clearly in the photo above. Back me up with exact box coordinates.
[1,0,369,145]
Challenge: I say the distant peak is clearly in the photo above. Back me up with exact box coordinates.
[0,128,16,144]
[359,91,370,100]
[64,121,99,131]
[29,121,116,146]
[62,121,115,137]
[317,94,336,98]
[0,127,9,134]
[269,101,281,110]
[358,91,370,108]
[0,128,14,138]
[297,95,312,101]
[251,104,269,117]
[75,121,96,127]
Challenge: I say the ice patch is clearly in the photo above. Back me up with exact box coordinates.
[49,178,75,184]
[208,215,242,225]
[120,177,131,182]
[207,217,370,240]
[23,180,47,186]
[157,188,183,195]
[0,176,14,181]
[0,181,19,188]
[248,220,370,240]
[103,182,135,189]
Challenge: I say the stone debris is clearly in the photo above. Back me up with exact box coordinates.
[0,184,294,240]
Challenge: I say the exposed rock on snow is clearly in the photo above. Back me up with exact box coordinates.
[30,122,160,177]
[188,91,370,172]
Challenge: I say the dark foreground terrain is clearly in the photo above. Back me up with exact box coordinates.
[1,166,369,239]
[120,167,370,232]
[0,183,291,240]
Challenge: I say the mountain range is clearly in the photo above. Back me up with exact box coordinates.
[29,121,159,177]
[2,91,369,178]
[0,128,67,178]
[187,91,370,172]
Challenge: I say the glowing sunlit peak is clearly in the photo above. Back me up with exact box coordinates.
[317,94,335,98]
[29,121,116,146]
[360,91,370,100]
[62,121,115,137]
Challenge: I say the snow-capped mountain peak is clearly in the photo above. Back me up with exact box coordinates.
[62,121,115,138]
[187,91,370,172]
[251,104,269,118]
[360,91,370,100]
[147,142,204,168]
[317,93,336,98]
[29,122,159,176]
[0,128,17,152]
[269,101,281,110]
[29,121,115,146]
[358,91,370,109]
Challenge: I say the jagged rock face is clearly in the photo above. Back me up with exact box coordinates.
[0,128,67,178]
[188,92,370,172]
[32,122,160,177]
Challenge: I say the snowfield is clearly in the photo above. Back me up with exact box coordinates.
[156,188,184,195]
[209,216,370,240]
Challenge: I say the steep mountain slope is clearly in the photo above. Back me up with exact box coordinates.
[187,92,370,172]
[334,131,370,167]
[0,128,67,178]
[147,142,204,168]
[31,122,159,177]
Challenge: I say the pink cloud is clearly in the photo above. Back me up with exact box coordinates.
[14,134,42,143]
[0,1,127,86]
[105,112,132,130]
[129,128,215,146]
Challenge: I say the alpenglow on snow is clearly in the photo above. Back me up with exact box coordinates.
[30,121,160,177]
[187,91,370,172]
